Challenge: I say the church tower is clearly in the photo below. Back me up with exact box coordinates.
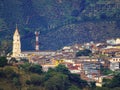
[12,25,21,58]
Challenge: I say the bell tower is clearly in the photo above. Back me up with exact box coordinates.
[12,25,21,58]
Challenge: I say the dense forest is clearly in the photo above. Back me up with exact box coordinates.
[0,0,120,53]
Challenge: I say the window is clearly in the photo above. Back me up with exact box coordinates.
[116,59,118,61]
[113,59,115,61]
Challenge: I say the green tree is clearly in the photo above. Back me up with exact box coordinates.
[30,74,45,86]
[69,74,88,88]
[0,56,7,67]
[44,68,57,81]
[0,39,12,55]
[100,67,113,75]
[12,77,21,86]
[93,87,110,90]
[0,87,4,90]
[68,85,81,90]
[103,78,112,87]
[4,67,18,79]
[0,69,5,78]
[27,86,41,90]
[76,49,92,57]
[55,64,70,75]
[29,64,43,74]
[26,80,31,85]
[19,62,31,72]
[45,73,70,90]
[108,73,120,88]
[112,87,120,90]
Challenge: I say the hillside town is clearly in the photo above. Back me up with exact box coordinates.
[6,26,120,87]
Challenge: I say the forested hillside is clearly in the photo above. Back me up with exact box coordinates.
[0,0,120,52]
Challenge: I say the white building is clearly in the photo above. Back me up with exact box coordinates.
[116,38,120,45]
[12,25,21,58]
[109,57,120,71]
[106,39,116,45]
[106,38,120,45]
[110,62,119,71]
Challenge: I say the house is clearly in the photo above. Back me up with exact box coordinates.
[29,55,52,65]
[77,56,99,62]
[109,57,120,71]
[80,62,101,82]
[101,48,120,56]
[62,62,81,74]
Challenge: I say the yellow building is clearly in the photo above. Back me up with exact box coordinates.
[52,59,64,66]
[12,25,21,58]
